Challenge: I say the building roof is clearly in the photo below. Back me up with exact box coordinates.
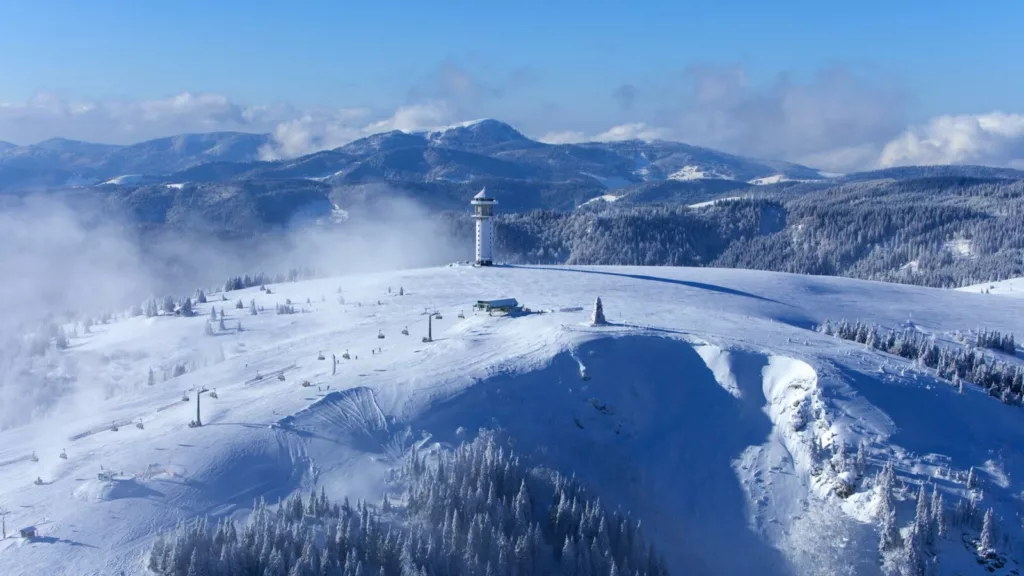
[472,188,496,202]
[477,298,518,308]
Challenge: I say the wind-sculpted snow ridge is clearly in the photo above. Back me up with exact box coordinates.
[276,386,390,453]
[412,335,842,575]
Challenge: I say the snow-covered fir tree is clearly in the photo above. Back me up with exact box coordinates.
[196,289,207,304]
[148,431,668,576]
[877,460,902,574]
[930,485,945,538]
[821,319,1024,408]
[980,507,995,552]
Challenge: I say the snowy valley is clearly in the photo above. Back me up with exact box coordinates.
[1,264,1023,576]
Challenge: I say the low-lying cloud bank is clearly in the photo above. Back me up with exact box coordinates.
[0,190,462,429]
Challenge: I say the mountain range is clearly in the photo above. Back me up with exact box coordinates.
[0,119,827,194]
[4,118,1024,251]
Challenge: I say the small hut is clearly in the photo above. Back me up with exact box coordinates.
[19,526,37,539]
[473,298,520,315]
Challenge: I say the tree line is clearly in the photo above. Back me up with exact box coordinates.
[439,176,1024,289]
[820,319,1023,406]
[147,431,668,576]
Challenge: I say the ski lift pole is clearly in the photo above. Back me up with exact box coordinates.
[194,387,210,427]
[427,311,441,342]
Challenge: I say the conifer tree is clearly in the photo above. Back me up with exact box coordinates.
[980,507,994,551]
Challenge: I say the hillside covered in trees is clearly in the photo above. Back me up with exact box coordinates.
[442,176,1024,288]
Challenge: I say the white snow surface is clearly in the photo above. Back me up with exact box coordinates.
[958,277,1024,297]
[579,193,622,207]
[580,172,633,190]
[100,174,145,186]
[944,238,973,257]
[749,174,789,185]
[2,265,1024,575]
[667,165,735,181]
[688,196,743,209]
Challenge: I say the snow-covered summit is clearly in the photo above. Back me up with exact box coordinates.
[2,265,1023,575]
[422,118,536,153]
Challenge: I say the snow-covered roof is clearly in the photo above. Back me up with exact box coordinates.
[471,188,496,204]
[476,298,518,308]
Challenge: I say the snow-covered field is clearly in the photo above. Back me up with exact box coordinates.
[667,166,734,181]
[958,277,1024,297]
[2,265,1023,575]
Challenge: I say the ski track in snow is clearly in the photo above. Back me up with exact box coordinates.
[2,265,1024,575]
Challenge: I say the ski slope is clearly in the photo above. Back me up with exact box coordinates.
[958,277,1024,298]
[1,265,1023,575]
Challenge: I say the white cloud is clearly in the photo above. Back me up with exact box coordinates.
[538,130,587,144]
[593,122,672,142]
[362,102,454,134]
[536,123,670,145]
[5,86,1024,173]
[662,66,907,172]
[258,108,372,160]
[0,92,464,160]
[0,91,295,144]
[878,112,1024,168]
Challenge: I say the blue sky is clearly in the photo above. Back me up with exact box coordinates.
[1,0,1023,170]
